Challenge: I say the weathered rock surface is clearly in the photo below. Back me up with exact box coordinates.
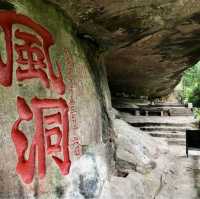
[99,118,180,199]
[114,119,166,173]
[46,0,200,97]
[0,1,113,198]
[1,1,200,198]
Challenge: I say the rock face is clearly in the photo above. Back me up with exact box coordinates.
[46,0,200,97]
[0,0,113,198]
[1,1,200,198]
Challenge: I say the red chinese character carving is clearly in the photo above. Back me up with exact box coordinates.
[11,96,71,184]
[0,11,65,94]
[71,137,81,156]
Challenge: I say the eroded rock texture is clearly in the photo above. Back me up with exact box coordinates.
[1,0,200,198]
[0,0,113,198]
[46,0,200,97]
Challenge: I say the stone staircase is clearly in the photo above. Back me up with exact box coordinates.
[135,122,191,146]
[114,99,199,147]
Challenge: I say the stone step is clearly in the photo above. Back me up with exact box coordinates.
[147,131,185,138]
[140,106,189,111]
[169,108,193,116]
[120,115,198,126]
[148,104,185,107]
[140,126,189,132]
[155,137,186,146]
[130,122,191,127]
[167,139,186,146]
[117,107,193,117]
[112,98,185,109]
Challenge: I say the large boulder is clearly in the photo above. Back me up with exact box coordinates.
[99,119,180,199]
[113,119,168,174]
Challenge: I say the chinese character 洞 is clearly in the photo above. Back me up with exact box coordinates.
[11,96,71,184]
[0,11,65,94]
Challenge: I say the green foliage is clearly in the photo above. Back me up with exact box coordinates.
[181,62,200,107]
[193,108,200,121]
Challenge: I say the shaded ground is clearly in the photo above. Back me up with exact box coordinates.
[164,147,200,199]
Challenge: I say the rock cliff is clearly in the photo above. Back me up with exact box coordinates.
[47,0,200,97]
